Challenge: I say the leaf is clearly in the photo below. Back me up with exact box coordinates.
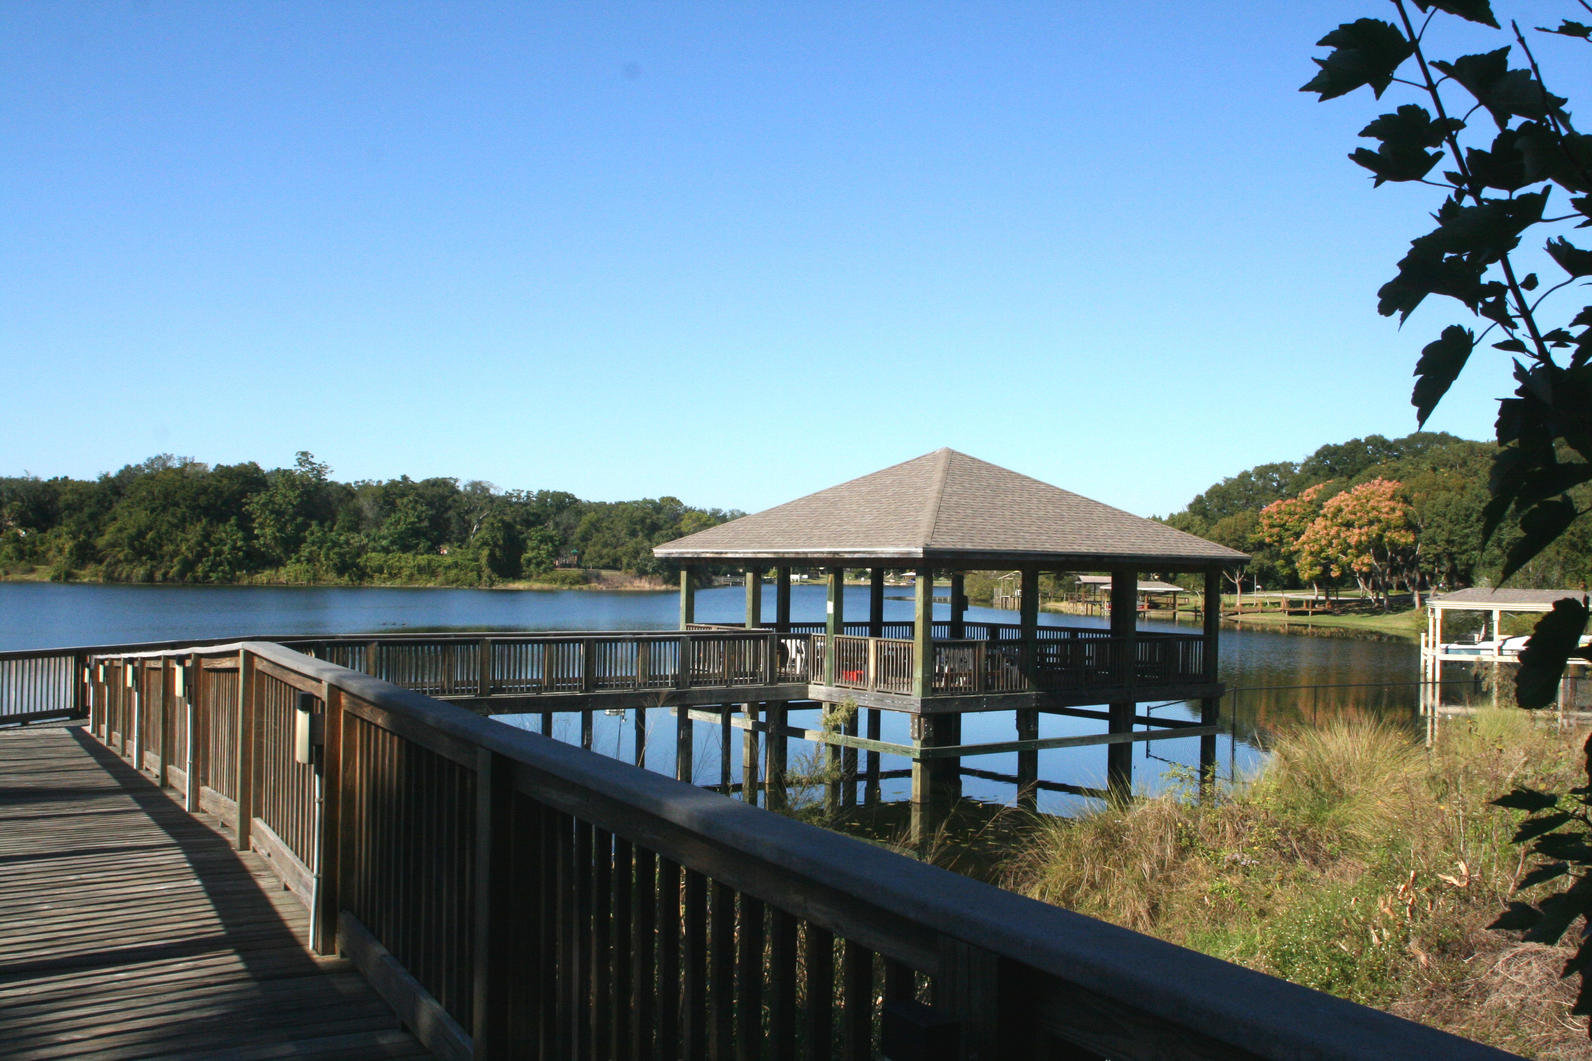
[1301,20,1414,101]
[1433,49,1567,128]
[1547,237,1592,279]
[1411,325,1474,425]
[1377,241,1486,320]
[1515,597,1590,707]
[1494,787,1561,812]
[1494,338,1528,353]
[1353,105,1463,186]
[1413,0,1499,28]
[1540,20,1592,41]
[1464,128,1531,192]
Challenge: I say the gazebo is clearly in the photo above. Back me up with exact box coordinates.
[1422,587,1589,713]
[654,448,1247,832]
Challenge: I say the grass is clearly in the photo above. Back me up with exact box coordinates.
[1002,711,1592,1057]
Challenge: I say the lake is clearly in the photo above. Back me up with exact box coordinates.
[0,581,1427,813]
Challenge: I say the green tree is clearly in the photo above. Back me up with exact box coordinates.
[1307,0,1592,1025]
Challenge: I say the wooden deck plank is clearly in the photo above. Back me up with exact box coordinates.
[0,724,433,1061]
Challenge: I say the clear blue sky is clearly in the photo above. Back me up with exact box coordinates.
[3,2,1550,518]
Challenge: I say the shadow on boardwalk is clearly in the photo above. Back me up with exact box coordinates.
[0,723,429,1060]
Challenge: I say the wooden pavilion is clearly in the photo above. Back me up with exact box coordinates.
[1422,587,1590,714]
[654,448,1247,834]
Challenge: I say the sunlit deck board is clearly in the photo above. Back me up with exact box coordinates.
[0,723,433,1060]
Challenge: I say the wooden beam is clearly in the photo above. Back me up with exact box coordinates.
[679,569,696,628]
[825,568,844,685]
[745,568,763,629]
[912,568,933,701]
[869,569,886,639]
[775,566,792,632]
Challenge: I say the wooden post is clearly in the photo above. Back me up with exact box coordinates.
[679,569,696,628]
[312,684,345,955]
[775,566,791,631]
[825,568,845,685]
[1200,569,1222,791]
[1108,569,1138,796]
[745,567,763,628]
[154,658,171,786]
[130,662,144,771]
[865,708,881,806]
[634,704,647,769]
[868,568,885,639]
[675,705,694,783]
[912,568,933,700]
[473,748,516,1057]
[235,650,257,852]
[742,702,760,806]
[764,701,788,810]
[184,655,201,812]
[1016,710,1038,811]
[949,572,966,639]
[743,567,762,802]
[478,638,492,699]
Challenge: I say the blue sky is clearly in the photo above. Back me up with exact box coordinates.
[1,3,1559,517]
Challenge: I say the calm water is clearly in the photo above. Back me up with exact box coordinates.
[0,582,1424,813]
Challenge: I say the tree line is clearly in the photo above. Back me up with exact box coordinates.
[0,452,740,587]
[1163,431,1592,603]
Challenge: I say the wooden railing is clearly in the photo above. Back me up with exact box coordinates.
[793,626,1206,698]
[299,630,794,700]
[53,637,1505,1060]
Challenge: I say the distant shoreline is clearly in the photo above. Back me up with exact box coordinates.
[0,566,675,594]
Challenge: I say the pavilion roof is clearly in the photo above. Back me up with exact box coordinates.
[654,448,1248,571]
[1428,587,1587,611]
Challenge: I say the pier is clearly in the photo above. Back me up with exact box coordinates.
[0,450,1519,1058]
[0,634,1510,1059]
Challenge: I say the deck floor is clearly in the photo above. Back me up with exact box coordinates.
[0,723,432,1060]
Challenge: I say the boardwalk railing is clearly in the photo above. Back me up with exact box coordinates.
[34,637,1513,1059]
[794,627,1206,697]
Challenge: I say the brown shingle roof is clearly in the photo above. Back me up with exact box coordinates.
[654,449,1248,570]
[1429,588,1587,610]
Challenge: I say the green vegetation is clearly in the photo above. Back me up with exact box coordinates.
[1164,430,1592,597]
[0,451,740,587]
[1004,713,1587,1056]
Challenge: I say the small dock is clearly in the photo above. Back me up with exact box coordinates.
[0,723,428,1061]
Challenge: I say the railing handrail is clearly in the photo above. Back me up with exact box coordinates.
[184,640,1507,1057]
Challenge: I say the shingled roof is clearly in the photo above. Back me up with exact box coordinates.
[654,449,1248,571]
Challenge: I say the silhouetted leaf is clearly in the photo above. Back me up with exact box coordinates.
[1302,20,1413,100]
[1434,49,1567,127]
[1464,128,1532,191]
[1548,237,1592,278]
[1494,787,1562,812]
[1378,241,1487,319]
[1515,597,1589,707]
[1540,20,1592,41]
[1494,338,1528,353]
[1413,0,1499,28]
[1412,325,1474,425]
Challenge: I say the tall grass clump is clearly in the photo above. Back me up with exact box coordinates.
[1004,712,1591,1057]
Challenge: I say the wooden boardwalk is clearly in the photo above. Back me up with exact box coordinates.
[0,724,430,1060]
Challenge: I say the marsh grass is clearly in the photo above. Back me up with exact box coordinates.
[1004,711,1592,1057]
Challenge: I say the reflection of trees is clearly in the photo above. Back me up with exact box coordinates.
[1225,681,1421,747]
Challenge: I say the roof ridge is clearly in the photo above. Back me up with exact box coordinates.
[917,448,953,548]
